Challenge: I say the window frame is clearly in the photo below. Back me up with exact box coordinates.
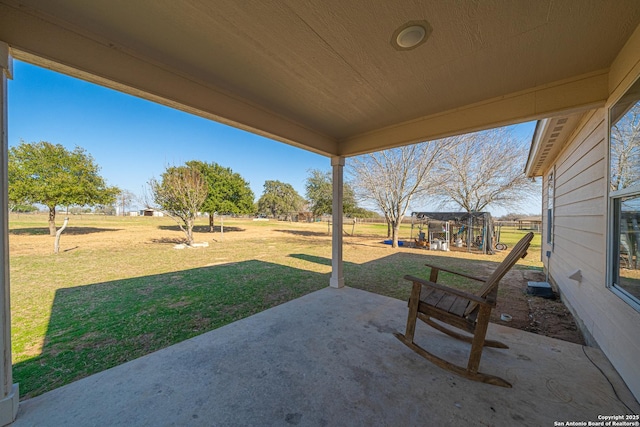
[607,75,640,312]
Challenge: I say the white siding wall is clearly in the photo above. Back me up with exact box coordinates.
[543,108,640,399]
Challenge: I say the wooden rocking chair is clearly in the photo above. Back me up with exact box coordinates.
[394,232,534,387]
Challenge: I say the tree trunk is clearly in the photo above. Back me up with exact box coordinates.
[209,213,214,232]
[185,218,195,246]
[386,220,391,238]
[48,207,57,236]
[391,221,399,248]
[54,217,69,254]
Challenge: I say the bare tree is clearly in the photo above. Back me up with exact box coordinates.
[117,189,137,216]
[611,103,640,191]
[433,128,537,213]
[138,184,155,210]
[349,142,447,248]
[149,165,208,245]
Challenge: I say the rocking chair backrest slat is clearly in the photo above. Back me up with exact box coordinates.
[463,232,534,317]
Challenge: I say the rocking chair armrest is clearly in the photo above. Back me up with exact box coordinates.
[423,263,486,282]
[404,275,491,306]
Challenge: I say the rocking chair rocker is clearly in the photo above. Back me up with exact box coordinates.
[395,232,534,387]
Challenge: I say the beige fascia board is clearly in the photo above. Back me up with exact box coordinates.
[608,21,640,108]
[522,110,590,178]
[524,119,546,178]
[0,3,338,157]
[339,70,609,157]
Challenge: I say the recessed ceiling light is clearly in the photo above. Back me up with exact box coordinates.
[397,26,425,48]
[391,20,432,51]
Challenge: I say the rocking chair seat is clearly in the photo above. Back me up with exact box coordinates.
[395,232,534,388]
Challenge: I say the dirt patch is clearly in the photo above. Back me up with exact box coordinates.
[493,268,585,345]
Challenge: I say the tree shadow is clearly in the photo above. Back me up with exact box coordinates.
[12,260,327,400]
[10,227,121,236]
[275,229,387,239]
[344,240,392,249]
[275,229,329,237]
[150,237,186,245]
[158,225,245,233]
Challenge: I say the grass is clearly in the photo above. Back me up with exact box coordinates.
[9,213,541,399]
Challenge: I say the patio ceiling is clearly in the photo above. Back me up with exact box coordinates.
[1,0,639,157]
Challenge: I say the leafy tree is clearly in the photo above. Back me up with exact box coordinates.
[433,128,538,213]
[8,141,119,236]
[347,207,380,219]
[350,142,448,247]
[149,165,208,245]
[186,161,255,231]
[305,169,358,217]
[9,204,38,213]
[94,205,116,215]
[68,206,92,215]
[257,180,304,218]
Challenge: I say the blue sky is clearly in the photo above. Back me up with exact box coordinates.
[8,60,539,215]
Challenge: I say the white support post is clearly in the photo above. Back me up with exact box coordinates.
[0,41,19,426]
[330,156,345,288]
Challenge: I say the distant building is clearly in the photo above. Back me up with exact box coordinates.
[514,216,542,231]
[140,209,164,217]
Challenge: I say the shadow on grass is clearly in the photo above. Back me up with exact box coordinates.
[275,229,329,237]
[158,225,245,233]
[289,253,332,266]
[13,260,327,400]
[10,227,121,236]
[14,247,530,401]
[150,237,186,245]
[276,229,396,239]
[291,252,510,302]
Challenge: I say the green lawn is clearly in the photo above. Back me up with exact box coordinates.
[9,214,541,398]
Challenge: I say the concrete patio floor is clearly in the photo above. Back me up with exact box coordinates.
[13,287,639,426]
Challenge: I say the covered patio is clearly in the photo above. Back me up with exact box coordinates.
[12,287,640,426]
[1,1,640,424]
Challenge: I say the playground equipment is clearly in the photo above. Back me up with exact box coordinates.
[494,224,508,251]
[411,212,495,254]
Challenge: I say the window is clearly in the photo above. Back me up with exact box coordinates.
[609,76,640,309]
[547,170,554,246]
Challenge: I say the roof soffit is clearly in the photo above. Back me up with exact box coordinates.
[525,112,587,177]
